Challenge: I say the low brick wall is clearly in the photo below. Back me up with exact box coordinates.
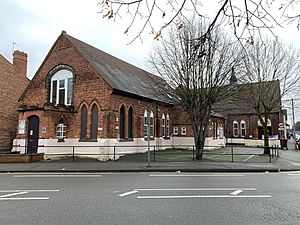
[0,153,44,163]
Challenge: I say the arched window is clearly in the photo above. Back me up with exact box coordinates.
[144,110,148,138]
[91,104,99,141]
[50,69,73,106]
[80,105,87,141]
[162,114,165,138]
[150,111,154,138]
[166,114,170,138]
[233,121,239,137]
[119,105,125,139]
[240,120,246,137]
[57,119,66,141]
[128,107,133,139]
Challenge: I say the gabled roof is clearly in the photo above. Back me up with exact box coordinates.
[0,54,11,66]
[63,32,173,104]
[213,80,282,115]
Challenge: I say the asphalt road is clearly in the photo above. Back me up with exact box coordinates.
[0,172,300,225]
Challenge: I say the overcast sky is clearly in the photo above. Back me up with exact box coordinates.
[0,0,151,79]
[0,0,300,124]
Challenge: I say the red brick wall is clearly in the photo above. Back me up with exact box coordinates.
[20,36,112,110]
[226,113,280,139]
[110,93,173,139]
[170,105,225,138]
[17,35,114,141]
[18,92,174,141]
[17,35,176,141]
[0,55,29,151]
[14,33,229,143]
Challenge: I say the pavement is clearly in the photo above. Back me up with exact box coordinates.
[0,149,299,173]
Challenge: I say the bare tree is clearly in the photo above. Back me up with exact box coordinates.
[239,39,300,153]
[148,19,240,159]
[98,0,300,43]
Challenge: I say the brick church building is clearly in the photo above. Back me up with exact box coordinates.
[220,81,285,147]
[0,51,29,151]
[13,31,225,159]
[12,31,285,158]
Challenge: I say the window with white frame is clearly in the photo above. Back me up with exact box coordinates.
[150,111,154,138]
[181,127,187,136]
[173,127,178,135]
[240,120,246,137]
[50,69,73,106]
[162,114,165,138]
[233,121,239,137]
[166,114,170,137]
[57,120,66,141]
[144,110,148,138]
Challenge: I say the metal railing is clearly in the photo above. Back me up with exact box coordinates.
[12,144,280,163]
[205,145,280,163]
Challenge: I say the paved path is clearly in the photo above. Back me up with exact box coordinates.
[0,148,299,173]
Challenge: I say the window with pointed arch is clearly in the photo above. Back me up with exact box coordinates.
[91,104,99,141]
[162,113,170,138]
[162,114,165,138]
[50,69,73,106]
[57,118,66,142]
[144,110,148,138]
[128,107,133,139]
[233,121,239,137]
[240,120,246,137]
[119,105,125,139]
[80,105,88,141]
[150,111,154,138]
[166,114,170,138]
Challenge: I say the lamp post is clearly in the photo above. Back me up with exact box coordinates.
[147,110,151,167]
[292,99,296,139]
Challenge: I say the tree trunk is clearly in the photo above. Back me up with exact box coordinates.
[191,122,202,160]
[195,135,206,160]
[193,123,207,160]
[263,125,270,154]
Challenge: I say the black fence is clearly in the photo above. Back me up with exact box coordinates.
[12,144,280,163]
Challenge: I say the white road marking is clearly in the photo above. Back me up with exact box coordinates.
[0,190,59,201]
[0,191,28,198]
[134,188,256,191]
[0,190,59,192]
[230,190,243,195]
[280,171,300,174]
[149,174,244,177]
[242,155,255,162]
[0,197,50,201]
[287,174,300,176]
[118,190,138,197]
[137,195,271,199]
[13,175,103,178]
[12,172,103,175]
[118,187,270,199]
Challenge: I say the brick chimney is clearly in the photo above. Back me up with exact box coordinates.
[13,50,28,78]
